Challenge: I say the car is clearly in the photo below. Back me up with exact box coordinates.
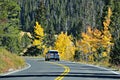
[45,50,60,61]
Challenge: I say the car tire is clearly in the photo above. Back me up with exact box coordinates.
[45,59,48,61]
[45,59,47,61]
[56,59,59,61]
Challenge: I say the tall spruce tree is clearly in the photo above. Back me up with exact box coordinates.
[109,0,120,65]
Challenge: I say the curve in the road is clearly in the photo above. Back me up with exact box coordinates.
[49,62,70,80]
[0,63,31,76]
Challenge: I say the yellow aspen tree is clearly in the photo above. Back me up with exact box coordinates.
[101,7,113,57]
[92,28,102,51]
[78,27,102,62]
[54,32,75,60]
[33,21,44,49]
[77,7,113,63]
[80,32,91,54]
[79,27,101,54]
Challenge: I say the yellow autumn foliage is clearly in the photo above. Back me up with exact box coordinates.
[34,22,44,39]
[102,52,107,57]
[33,39,41,46]
[79,27,101,54]
[33,21,44,49]
[77,7,113,62]
[54,32,75,60]
[101,7,113,54]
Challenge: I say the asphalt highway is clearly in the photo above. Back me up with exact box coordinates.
[0,58,120,80]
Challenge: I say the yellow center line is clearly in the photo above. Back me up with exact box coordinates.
[49,62,70,80]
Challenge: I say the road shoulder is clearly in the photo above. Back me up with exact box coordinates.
[0,63,31,76]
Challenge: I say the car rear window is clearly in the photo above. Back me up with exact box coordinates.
[48,51,58,54]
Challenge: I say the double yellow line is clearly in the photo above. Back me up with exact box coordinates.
[49,62,70,80]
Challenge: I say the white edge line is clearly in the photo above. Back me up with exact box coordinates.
[0,63,31,76]
[66,61,120,75]
[85,63,120,75]
[76,62,120,75]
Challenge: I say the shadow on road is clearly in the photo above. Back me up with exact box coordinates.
[0,72,120,79]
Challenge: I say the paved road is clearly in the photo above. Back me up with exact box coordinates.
[0,58,120,80]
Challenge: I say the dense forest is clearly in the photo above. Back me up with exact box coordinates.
[0,0,120,66]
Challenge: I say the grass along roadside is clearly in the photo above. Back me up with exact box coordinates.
[0,48,25,74]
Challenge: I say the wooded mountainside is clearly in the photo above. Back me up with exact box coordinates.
[0,0,120,66]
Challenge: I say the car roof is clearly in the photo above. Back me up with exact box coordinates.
[49,50,58,52]
[48,50,58,52]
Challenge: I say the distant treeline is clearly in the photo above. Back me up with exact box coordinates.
[0,0,120,65]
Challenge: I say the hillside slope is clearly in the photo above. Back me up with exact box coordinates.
[0,48,25,73]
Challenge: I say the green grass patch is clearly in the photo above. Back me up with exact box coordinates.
[0,48,25,73]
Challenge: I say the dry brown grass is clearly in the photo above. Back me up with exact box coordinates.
[0,48,25,73]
